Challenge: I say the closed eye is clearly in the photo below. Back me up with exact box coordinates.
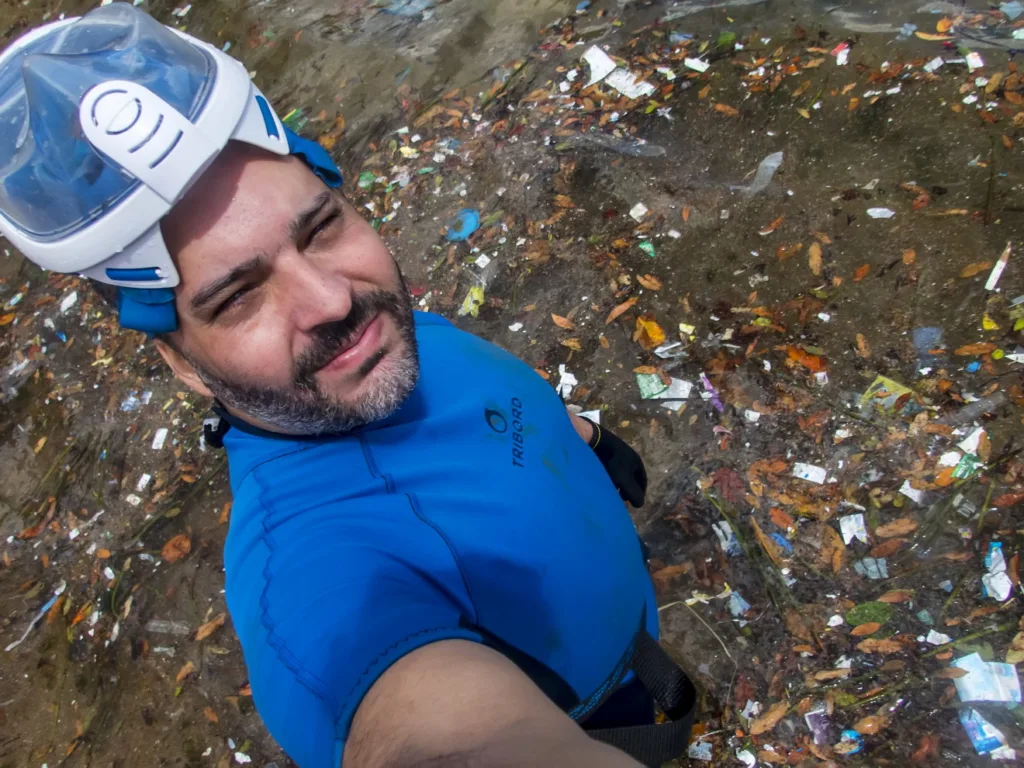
[308,209,342,246]
[214,285,253,318]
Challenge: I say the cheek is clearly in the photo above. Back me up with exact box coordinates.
[197,322,296,387]
[335,219,401,288]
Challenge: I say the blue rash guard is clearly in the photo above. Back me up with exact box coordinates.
[221,311,658,768]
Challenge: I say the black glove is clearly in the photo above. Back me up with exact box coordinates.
[581,417,648,507]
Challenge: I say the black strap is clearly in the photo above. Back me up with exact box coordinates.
[585,631,697,768]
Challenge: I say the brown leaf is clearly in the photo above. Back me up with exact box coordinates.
[750,701,789,735]
[714,103,739,117]
[851,622,882,636]
[869,539,905,558]
[955,342,997,356]
[96,548,111,559]
[808,242,823,276]
[759,215,785,236]
[961,261,993,278]
[652,563,691,588]
[161,534,192,564]
[902,249,916,265]
[853,264,871,282]
[757,750,788,765]
[770,507,795,531]
[878,589,913,604]
[785,607,813,643]
[203,706,219,723]
[813,669,852,681]
[633,365,660,375]
[875,518,917,538]
[776,242,804,261]
[935,667,969,679]
[551,313,576,330]
[936,17,953,32]
[553,194,575,209]
[682,205,691,223]
[0,313,15,326]
[713,468,748,504]
[854,715,886,735]
[634,315,666,350]
[787,346,826,373]
[636,274,663,291]
[698,85,711,99]
[855,333,871,359]
[176,661,196,683]
[912,734,940,765]
[819,524,846,574]
[856,638,903,654]
[219,502,232,525]
[993,491,1024,507]
[605,297,638,325]
[561,338,582,351]
[195,612,227,642]
[598,335,610,349]
[752,516,786,568]
[1003,134,1014,151]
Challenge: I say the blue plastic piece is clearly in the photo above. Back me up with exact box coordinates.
[285,127,343,189]
[445,208,480,242]
[839,729,864,755]
[770,532,793,552]
[967,361,981,373]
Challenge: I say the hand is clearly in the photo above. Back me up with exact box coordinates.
[580,417,648,508]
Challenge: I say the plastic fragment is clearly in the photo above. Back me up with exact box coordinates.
[581,45,617,86]
[734,151,783,196]
[792,462,827,484]
[446,209,480,242]
[840,514,868,545]
[867,207,895,219]
[953,653,1022,703]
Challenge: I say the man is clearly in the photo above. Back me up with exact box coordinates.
[0,6,694,767]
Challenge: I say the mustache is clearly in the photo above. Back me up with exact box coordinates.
[293,289,407,389]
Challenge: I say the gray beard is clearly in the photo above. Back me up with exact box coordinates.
[185,290,419,435]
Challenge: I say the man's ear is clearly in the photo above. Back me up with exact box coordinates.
[153,338,216,399]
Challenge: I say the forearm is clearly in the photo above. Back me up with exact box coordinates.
[568,408,595,443]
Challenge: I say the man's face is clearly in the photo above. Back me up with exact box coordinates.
[158,143,418,435]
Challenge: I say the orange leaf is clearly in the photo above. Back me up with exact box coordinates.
[750,701,789,736]
[161,534,191,564]
[787,346,826,373]
[682,205,691,223]
[853,264,870,282]
[870,539,905,558]
[599,335,610,349]
[770,507,795,531]
[553,194,575,209]
[551,313,576,330]
[634,315,666,350]
[936,17,953,33]
[776,242,804,261]
[561,338,582,351]
[714,103,739,117]
[96,548,111,559]
[875,518,917,538]
[993,492,1024,508]
[902,249,916,265]
[633,366,660,375]
[0,313,15,326]
[856,333,871,359]
[851,622,882,636]
[856,638,903,654]
[636,274,663,291]
[955,342,997,356]
[878,589,913,603]
[195,612,227,642]
[605,297,638,325]
[176,661,196,683]
[219,502,232,525]
[854,715,887,735]
[915,31,954,41]
[961,261,993,278]
[808,242,823,276]
[759,215,785,236]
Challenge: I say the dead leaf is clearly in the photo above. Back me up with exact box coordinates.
[935,667,969,679]
[787,345,826,373]
[633,366,660,375]
[992,491,1024,507]
[955,342,997,356]
[870,539,905,558]
[750,701,789,736]
[1006,631,1024,664]
[33,437,47,454]
[652,563,691,588]
[851,622,882,636]
[561,338,582,351]
[553,194,575,209]
[853,264,870,282]
[176,661,195,683]
[961,261,993,278]
[551,313,576,330]
[856,638,903,654]
[0,313,15,326]
[855,333,871,359]
[819,524,846,574]
[605,298,638,325]
[813,668,852,681]
[770,507,795,531]
[161,534,191,564]
[96,549,111,559]
[854,715,886,735]
[915,31,954,41]
[637,274,663,291]
[878,590,913,604]
[682,205,691,223]
[634,315,666,350]
[195,612,227,642]
[751,517,786,568]
[936,17,953,32]
[714,103,739,117]
[776,242,804,261]
[203,706,219,723]
[796,108,811,119]
[698,85,711,99]
[759,215,785,236]
[599,335,610,349]
[757,750,787,765]
[785,607,813,643]
[874,518,917,538]
[808,242,823,275]
[902,249,916,265]
[911,734,940,765]
[219,502,232,525]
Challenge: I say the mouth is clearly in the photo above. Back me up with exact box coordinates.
[319,312,385,375]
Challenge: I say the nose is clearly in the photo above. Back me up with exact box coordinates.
[277,250,354,333]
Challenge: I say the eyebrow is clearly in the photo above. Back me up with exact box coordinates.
[288,190,335,242]
[189,254,266,314]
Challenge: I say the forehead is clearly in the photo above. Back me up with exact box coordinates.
[161,145,324,282]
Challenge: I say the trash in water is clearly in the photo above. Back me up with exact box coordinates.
[925,629,952,646]
[967,52,985,72]
[605,69,657,100]
[151,427,169,450]
[985,242,1011,291]
[953,652,1022,703]
[982,542,1013,601]
[144,619,193,636]
[804,706,832,744]
[792,462,827,484]
[684,57,710,73]
[556,364,578,399]
[899,479,924,504]
[636,373,692,401]
[458,285,485,317]
[383,0,433,16]
[840,514,869,545]
[958,427,987,455]
[555,133,666,157]
[837,730,864,755]
[446,209,481,242]
[4,582,66,652]
[959,708,1014,758]
[867,207,896,219]
[855,557,889,580]
[729,591,751,617]
[699,373,725,413]
[713,520,741,556]
[582,45,618,86]
[912,327,945,371]
[639,241,657,258]
[923,56,944,73]
[629,202,649,222]
[734,151,783,196]
[735,749,757,767]
[1002,1,1023,20]
[688,740,713,761]
[653,341,687,359]
[860,375,915,414]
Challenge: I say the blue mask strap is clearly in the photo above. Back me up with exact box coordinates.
[116,129,343,332]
